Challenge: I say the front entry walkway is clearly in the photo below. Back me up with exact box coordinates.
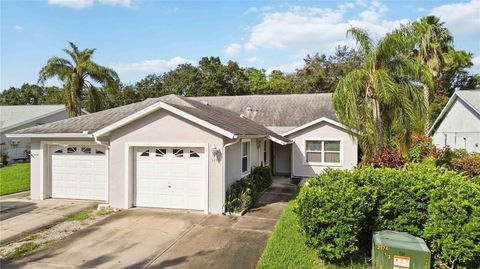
[0,195,98,245]
[4,176,297,269]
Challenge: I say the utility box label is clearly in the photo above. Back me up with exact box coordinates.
[393,255,410,269]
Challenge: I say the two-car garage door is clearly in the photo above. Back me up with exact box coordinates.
[134,147,205,210]
[48,144,206,211]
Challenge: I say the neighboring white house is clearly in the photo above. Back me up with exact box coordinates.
[0,105,69,162]
[429,90,480,152]
[6,93,358,214]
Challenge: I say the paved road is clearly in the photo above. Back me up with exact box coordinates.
[3,177,297,269]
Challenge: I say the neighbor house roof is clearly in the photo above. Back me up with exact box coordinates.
[428,89,480,135]
[189,93,337,128]
[8,95,290,144]
[0,105,65,132]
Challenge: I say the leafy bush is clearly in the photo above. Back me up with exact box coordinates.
[435,147,468,169]
[295,169,374,261]
[252,165,272,190]
[451,154,480,178]
[225,166,272,213]
[424,174,480,269]
[366,148,406,168]
[295,165,480,267]
[409,134,439,162]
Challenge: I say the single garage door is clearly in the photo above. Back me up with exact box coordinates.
[50,145,107,201]
[135,147,205,210]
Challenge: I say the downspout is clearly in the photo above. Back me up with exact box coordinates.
[222,137,240,213]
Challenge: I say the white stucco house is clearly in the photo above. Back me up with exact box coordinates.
[6,93,358,214]
[0,105,70,162]
[429,90,480,152]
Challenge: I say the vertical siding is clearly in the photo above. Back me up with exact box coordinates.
[432,98,480,152]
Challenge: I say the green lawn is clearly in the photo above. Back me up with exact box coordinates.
[257,194,370,269]
[0,163,30,196]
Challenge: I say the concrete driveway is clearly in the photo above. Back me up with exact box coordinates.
[4,177,297,269]
[0,194,98,245]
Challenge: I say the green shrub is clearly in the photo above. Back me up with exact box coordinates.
[409,134,439,162]
[424,174,480,269]
[295,164,480,267]
[295,169,374,261]
[451,154,480,178]
[225,166,272,213]
[366,148,406,168]
[435,147,468,169]
[252,165,272,190]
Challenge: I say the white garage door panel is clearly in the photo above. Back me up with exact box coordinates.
[135,147,205,210]
[50,146,107,201]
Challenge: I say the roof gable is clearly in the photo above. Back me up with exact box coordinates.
[429,90,480,135]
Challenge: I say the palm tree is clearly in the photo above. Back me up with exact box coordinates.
[333,28,431,158]
[411,16,453,128]
[39,42,118,117]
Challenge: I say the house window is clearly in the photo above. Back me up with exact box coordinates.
[241,140,251,175]
[263,140,268,165]
[305,140,341,164]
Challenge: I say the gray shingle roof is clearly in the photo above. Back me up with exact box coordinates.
[456,90,480,112]
[10,95,291,143]
[0,105,65,132]
[189,93,336,127]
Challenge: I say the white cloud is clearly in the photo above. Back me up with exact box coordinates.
[240,2,408,54]
[48,0,135,9]
[112,57,193,73]
[224,43,243,55]
[245,57,263,63]
[430,0,480,38]
[266,59,304,74]
[98,0,135,7]
[48,0,94,9]
[14,25,23,31]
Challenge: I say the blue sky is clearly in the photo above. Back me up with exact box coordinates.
[1,0,479,90]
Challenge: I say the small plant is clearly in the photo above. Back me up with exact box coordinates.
[67,209,94,221]
[435,146,468,169]
[225,166,272,213]
[6,242,41,259]
[451,154,480,178]
[1,152,9,165]
[408,134,438,162]
[366,148,406,168]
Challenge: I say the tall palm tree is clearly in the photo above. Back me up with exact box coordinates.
[333,28,431,158]
[38,42,118,117]
[411,16,453,129]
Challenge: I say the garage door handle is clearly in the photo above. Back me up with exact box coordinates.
[168,184,171,188]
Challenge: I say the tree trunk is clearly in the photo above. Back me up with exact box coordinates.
[423,83,430,133]
[372,98,384,151]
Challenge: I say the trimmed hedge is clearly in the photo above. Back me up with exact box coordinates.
[295,164,480,268]
[225,166,272,213]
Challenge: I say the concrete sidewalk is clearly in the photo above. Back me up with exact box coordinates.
[0,195,98,245]
[4,176,297,269]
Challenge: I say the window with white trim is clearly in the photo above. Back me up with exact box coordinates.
[305,140,341,164]
[241,141,251,175]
